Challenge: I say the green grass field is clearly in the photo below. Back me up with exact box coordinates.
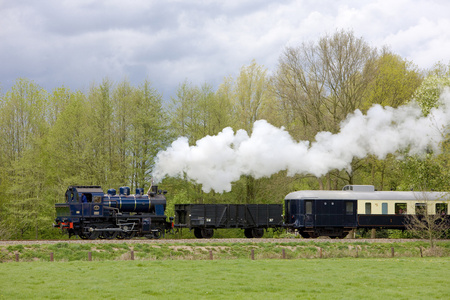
[1,257,449,299]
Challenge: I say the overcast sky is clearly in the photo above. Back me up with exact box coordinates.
[1,0,450,99]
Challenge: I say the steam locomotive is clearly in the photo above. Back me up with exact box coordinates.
[54,185,170,239]
[54,184,449,239]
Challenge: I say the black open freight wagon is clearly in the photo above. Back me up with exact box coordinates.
[174,204,283,238]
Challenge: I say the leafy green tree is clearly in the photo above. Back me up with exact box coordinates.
[84,79,115,187]
[3,141,53,239]
[0,78,50,238]
[168,80,199,142]
[413,75,450,116]
[233,60,271,131]
[214,76,234,130]
[110,80,134,185]
[46,90,91,186]
[363,51,423,110]
[128,80,169,190]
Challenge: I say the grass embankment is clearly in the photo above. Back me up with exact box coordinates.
[0,258,449,299]
[1,241,449,262]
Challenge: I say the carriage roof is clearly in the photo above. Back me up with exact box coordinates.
[285,185,449,201]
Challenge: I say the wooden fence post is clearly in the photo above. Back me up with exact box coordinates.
[209,250,213,260]
[50,252,54,262]
[88,252,92,261]
[251,249,255,260]
[319,247,323,258]
[420,247,423,258]
[282,249,286,259]
[15,253,19,262]
[130,251,134,260]
[391,247,395,257]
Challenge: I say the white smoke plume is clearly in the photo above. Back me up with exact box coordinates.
[153,90,450,193]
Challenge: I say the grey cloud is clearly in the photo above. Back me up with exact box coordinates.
[1,0,450,99]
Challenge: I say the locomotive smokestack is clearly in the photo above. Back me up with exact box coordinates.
[147,178,154,196]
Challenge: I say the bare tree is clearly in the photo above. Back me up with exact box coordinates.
[273,29,378,139]
[405,193,449,249]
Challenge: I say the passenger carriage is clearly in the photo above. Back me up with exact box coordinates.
[284,185,449,238]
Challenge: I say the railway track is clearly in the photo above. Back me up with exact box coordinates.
[0,238,441,246]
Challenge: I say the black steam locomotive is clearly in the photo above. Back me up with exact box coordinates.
[54,185,170,239]
[54,185,449,239]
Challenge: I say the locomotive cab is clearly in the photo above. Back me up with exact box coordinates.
[55,186,105,237]
[65,186,104,204]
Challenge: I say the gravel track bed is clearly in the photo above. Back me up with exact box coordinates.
[0,238,441,246]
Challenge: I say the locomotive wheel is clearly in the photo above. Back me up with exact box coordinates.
[79,233,88,240]
[122,231,136,239]
[244,228,253,238]
[299,231,310,239]
[338,232,349,239]
[102,224,119,239]
[103,230,118,240]
[153,228,162,239]
[83,226,100,240]
[194,228,203,239]
[98,225,106,239]
[146,228,163,239]
[87,232,100,240]
[308,232,319,239]
[116,231,135,239]
[201,228,214,239]
[251,228,264,239]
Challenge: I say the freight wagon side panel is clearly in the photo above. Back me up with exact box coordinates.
[246,204,283,228]
[174,204,283,229]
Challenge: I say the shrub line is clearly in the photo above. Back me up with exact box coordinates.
[3,241,449,263]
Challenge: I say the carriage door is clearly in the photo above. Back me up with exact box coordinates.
[305,200,314,227]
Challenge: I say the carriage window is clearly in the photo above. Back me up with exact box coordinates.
[346,202,354,215]
[415,203,427,215]
[305,201,312,214]
[395,203,407,214]
[94,196,102,203]
[382,203,388,215]
[436,203,447,215]
[365,203,371,214]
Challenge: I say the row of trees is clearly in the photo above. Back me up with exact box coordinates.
[1,29,449,239]
[0,79,169,238]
